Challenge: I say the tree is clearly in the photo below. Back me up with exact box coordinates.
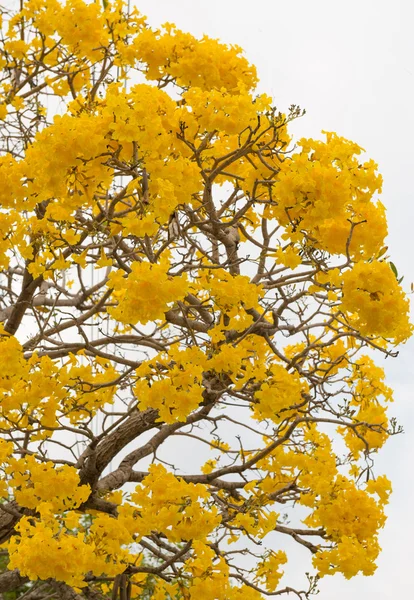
[0,1,411,598]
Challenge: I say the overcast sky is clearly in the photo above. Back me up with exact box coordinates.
[133,1,414,598]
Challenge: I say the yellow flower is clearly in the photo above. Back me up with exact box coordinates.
[274,245,302,269]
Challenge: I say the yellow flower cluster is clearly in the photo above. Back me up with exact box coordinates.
[198,268,264,315]
[312,475,391,578]
[7,463,222,587]
[18,0,109,62]
[135,336,279,422]
[7,457,90,512]
[339,356,393,456]
[129,464,221,542]
[253,364,307,423]
[0,335,63,435]
[313,535,380,579]
[184,540,263,600]
[9,504,135,588]
[135,347,206,423]
[341,260,413,343]
[273,132,386,259]
[229,507,279,540]
[182,86,271,136]
[8,517,97,588]
[6,460,93,587]
[0,334,117,439]
[306,475,386,542]
[26,112,111,208]
[108,257,189,325]
[255,550,288,592]
[132,24,258,91]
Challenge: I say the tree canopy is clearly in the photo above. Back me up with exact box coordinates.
[0,1,411,599]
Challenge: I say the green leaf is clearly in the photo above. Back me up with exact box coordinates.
[389,262,398,279]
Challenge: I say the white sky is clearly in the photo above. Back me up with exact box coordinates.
[133,1,414,598]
